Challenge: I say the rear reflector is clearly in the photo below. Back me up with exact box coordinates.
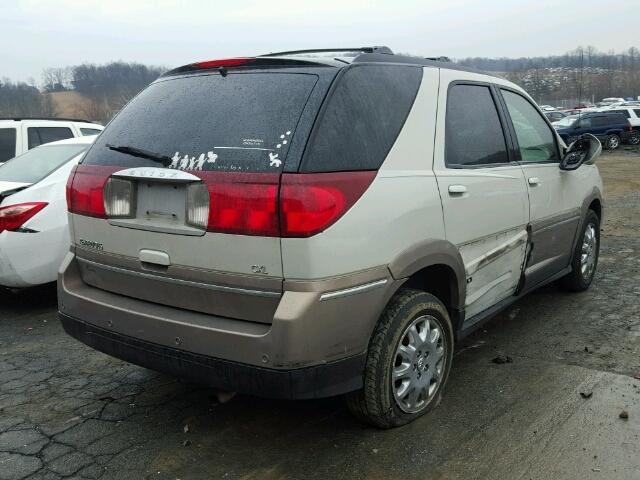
[104,178,135,218]
[191,58,256,69]
[0,202,48,233]
[186,183,210,229]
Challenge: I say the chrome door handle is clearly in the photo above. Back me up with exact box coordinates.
[448,184,467,194]
[528,177,540,186]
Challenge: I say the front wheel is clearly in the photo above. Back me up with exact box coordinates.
[346,290,454,428]
[559,209,600,291]
[627,133,640,146]
[606,134,621,150]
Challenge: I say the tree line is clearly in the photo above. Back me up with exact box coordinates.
[1,62,165,123]
[457,46,640,105]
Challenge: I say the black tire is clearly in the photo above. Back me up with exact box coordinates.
[346,289,454,429]
[628,133,640,146]
[606,134,621,150]
[558,210,600,292]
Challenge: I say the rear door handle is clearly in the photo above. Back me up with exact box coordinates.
[528,177,541,186]
[448,184,467,194]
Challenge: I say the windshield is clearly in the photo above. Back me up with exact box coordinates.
[0,144,87,184]
[554,115,579,127]
[82,72,319,173]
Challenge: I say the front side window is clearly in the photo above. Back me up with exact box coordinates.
[27,127,74,149]
[445,84,509,167]
[502,90,558,163]
[576,117,593,129]
[0,128,17,162]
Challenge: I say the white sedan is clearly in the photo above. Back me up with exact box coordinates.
[0,136,96,288]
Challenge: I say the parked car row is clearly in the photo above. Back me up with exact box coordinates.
[0,117,103,164]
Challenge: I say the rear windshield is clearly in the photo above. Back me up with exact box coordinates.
[0,144,86,184]
[82,73,319,173]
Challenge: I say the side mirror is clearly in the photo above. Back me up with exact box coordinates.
[560,134,601,170]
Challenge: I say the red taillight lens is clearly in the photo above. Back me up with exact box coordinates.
[280,171,376,237]
[0,202,48,233]
[191,57,255,69]
[67,165,120,218]
[197,171,375,237]
[199,172,280,236]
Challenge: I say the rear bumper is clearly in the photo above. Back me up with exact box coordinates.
[58,252,401,398]
[60,312,365,399]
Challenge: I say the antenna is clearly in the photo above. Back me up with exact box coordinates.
[577,48,585,124]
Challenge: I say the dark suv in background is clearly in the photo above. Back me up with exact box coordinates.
[553,112,633,149]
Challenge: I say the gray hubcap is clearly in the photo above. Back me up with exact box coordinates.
[581,223,597,280]
[392,315,447,413]
[608,136,619,149]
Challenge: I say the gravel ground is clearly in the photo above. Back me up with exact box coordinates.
[0,151,639,480]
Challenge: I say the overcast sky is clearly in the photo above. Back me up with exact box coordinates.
[2,0,637,83]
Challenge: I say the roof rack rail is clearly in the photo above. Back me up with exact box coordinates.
[260,46,394,57]
[425,56,451,62]
[0,116,100,124]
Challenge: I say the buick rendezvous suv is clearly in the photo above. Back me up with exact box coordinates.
[59,47,604,428]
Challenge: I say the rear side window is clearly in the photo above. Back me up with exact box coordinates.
[0,128,17,162]
[300,65,422,172]
[27,127,74,149]
[82,73,319,173]
[445,84,509,167]
[80,128,102,136]
[612,110,631,118]
[634,109,640,117]
[502,90,558,163]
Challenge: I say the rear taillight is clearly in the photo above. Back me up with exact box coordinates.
[199,172,280,236]
[280,171,376,237]
[0,202,48,233]
[191,58,256,69]
[67,165,120,218]
[197,171,375,237]
[104,178,135,218]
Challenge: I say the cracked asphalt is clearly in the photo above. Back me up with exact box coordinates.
[1,152,639,480]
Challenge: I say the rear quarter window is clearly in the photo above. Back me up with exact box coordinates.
[0,128,17,162]
[300,65,422,172]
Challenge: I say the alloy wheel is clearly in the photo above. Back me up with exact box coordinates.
[581,223,598,280]
[392,315,447,413]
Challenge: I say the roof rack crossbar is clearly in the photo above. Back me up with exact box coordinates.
[260,46,394,57]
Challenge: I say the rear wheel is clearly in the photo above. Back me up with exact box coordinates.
[559,209,600,292]
[346,289,454,428]
[606,134,621,150]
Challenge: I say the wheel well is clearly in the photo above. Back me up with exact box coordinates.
[402,264,460,329]
[588,199,601,220]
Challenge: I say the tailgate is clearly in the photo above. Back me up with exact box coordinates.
[68,69,327,323]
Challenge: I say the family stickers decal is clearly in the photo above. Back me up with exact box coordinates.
[169,130,292,171]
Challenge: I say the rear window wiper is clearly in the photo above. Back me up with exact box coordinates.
[106,144,172,166]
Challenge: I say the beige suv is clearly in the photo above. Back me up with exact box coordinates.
[59,47,603,428]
